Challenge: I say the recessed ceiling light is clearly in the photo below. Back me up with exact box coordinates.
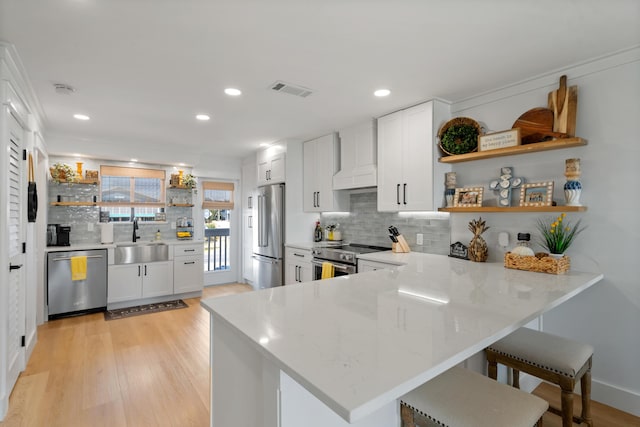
[73,114,90,120]
[196,114,210,121]
[224,88,242,96]
[374,89,391,97]
[130,158,138,162]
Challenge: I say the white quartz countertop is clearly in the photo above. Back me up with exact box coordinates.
[285,241,347,251]
[45,239,203,252]
[202,253,603,423]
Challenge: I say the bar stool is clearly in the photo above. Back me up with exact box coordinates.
[486,328,594,427]
[400,366,548,427]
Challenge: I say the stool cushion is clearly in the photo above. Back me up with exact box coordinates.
[401,367,548,427]
[487,328,593,378]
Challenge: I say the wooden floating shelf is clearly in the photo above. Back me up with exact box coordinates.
[50,202,98,207]
[168,204,194,207]
[438,137,586,163]
[50,179,100,185]
[169,185,194,190]
[439,206,587,213]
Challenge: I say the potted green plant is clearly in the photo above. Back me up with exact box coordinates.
[536,213,585,257]
[183,174,197,190]
[438,117,481,155]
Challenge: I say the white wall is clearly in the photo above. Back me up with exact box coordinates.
[448,47,640,415]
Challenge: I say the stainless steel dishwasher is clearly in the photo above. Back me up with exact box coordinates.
[47,249,108,319]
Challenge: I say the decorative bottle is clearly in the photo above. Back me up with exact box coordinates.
[313,221,323,242]
[444,172,456,207]
[564,158,582,206]
[512,233,535,256]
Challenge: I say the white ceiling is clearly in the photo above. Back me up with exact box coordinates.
[1,0,638,168]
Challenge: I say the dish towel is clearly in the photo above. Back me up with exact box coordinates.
[321,262,334,280]
[70,256,87,281]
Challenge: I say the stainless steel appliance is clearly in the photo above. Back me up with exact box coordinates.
[47,249,108,318]
[252,184,285,289]
[311,243,389,280]
[47,224,71,246]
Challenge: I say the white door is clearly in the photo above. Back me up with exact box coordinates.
[6,111,26,394]
[402,102,433,211]
[302,140,317,212]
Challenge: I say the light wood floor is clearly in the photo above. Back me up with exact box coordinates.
[2,282,638,426]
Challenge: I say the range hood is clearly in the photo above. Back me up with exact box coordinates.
[333,120,377,190]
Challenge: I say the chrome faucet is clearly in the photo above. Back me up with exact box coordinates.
[132,218,140,242]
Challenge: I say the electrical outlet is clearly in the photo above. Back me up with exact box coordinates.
[171,222,176,230]
[87,222,94,232]
[416,233,424,245]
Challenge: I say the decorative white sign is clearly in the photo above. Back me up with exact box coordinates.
[479,128,521,152]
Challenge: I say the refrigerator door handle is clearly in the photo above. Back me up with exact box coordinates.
[260,194,268,247]
[252,255,278,265]
[257,195,263,247]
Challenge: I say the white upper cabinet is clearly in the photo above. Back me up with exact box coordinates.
[377,100,451,212]
[257,144,286,186]
[333,120,377,190]
[303,133,349,212]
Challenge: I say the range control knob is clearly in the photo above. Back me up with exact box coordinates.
[339,253,346,260]
[343,254,353,262]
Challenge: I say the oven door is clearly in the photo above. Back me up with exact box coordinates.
[311,259,356,280]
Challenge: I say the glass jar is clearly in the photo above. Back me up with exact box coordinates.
[512,233,535,256]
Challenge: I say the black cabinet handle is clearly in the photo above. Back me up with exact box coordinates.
[403,183,407,205]
[294,253,304,257]
[184,249,195,252]
[144,265,147,276]
[317,192,320,207]
[184,261,195,265]
[138,265,141,276]
[396,184,401,205]
[9,263,22,271]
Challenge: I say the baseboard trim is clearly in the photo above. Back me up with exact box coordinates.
[592,378,640,417]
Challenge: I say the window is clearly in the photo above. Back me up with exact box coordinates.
[100,165,166,222]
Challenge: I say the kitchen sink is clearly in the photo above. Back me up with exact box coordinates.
[115,242,169,265]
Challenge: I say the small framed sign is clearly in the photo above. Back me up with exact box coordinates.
[519,181,554,207]
[449,241,469,260]
[479,128,521,152]
[453,186,484,208]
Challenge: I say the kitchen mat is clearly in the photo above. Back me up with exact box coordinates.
[104,299,188,321]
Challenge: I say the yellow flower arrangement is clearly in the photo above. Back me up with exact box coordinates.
[536,213,585,254]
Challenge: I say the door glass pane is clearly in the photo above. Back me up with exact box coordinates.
[203,209,231,272]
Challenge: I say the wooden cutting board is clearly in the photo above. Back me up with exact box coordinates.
[548,75,578,136]
[512,107,567,144]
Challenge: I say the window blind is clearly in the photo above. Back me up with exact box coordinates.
[202,181,234,209]
[100,165,166,206]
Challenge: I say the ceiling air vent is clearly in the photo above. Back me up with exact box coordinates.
[53,83,76,95]
[270,81,313,98]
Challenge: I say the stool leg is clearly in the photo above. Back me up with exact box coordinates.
[560,387,574,427]
[487,357,498,380]
[581,368,593,427]
[512,368,520,389]
[400,404,415,427]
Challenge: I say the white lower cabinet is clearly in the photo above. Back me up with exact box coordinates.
[284,247,312,284]
[173,244,204,293]
[108,261,173,303]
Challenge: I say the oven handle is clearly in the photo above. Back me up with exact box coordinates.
[311,259,355,273]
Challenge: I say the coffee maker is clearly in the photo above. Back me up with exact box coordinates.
[47,224,71,246]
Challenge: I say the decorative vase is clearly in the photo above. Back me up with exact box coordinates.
[469,235,488,262]
[444,172,457,207]
[76,162,83,178]
[549,253,565,260]
[564,158,582,206]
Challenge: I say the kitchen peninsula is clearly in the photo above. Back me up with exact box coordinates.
[201,253,603,426]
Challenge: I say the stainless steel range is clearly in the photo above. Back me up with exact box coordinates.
[311,243,389,279]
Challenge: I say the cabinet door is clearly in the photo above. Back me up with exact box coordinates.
[268,152,286,184]
[108,264,143,303]
[402,102,434,211]
[298,262,313,282]
[377,111,404,212]
[303,140,317,212]
[142,261,173,298]
[284,260,298,285]
[315,135,335,211]
[174,255,204,293]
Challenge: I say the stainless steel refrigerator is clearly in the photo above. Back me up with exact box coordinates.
[252,183,285,289]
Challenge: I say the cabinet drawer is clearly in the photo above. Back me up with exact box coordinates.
[174,243,204,256]
[285,247,312,262]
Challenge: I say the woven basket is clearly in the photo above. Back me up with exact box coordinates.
[438,117,482,156]
[504,252,570,275]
